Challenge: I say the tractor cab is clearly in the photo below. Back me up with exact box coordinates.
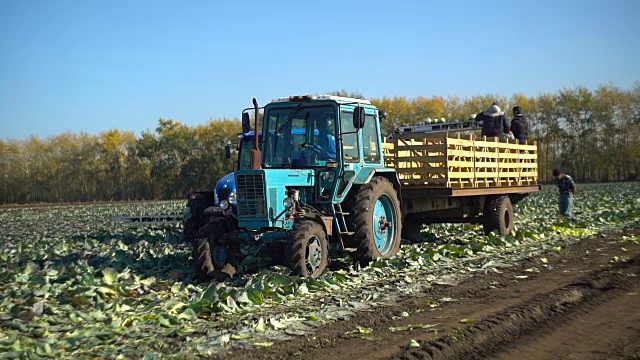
[234,95,394,235]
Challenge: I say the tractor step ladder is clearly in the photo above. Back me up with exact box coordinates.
[332,203,355,236]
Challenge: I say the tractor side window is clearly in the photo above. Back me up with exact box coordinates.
[340,110,359,162]
[362,114,380,163]
[239,137,253,170]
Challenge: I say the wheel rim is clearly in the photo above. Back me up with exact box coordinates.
[212,246,227,269]
[306,236,323,275]
[372,194,396,255]
[504,208,512,231]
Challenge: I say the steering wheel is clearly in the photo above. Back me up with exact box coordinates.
[299,142,324,156]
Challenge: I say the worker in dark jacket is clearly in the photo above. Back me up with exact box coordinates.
[553,168,577,221]
[510,106,530,143]
[477,102,511,140]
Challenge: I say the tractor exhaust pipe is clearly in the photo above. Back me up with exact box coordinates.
[251,98,261,169]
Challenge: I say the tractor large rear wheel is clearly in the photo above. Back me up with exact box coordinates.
[348,177,402,266]
[285,221,329,278]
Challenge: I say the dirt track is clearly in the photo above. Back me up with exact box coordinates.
[221,228,640,360]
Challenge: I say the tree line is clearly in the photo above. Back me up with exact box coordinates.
[1,84,639,204]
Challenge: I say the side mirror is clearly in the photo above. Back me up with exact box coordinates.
[379,110,387,121]
[353,107,365,129]
[241,113,251,134]
[224,141,231,159]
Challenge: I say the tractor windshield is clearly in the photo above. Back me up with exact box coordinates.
[264,104,336,168]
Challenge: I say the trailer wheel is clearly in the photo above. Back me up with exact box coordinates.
[191,217,232,281]
[483,195,514,235]
[349,177,402,266]
[285,221,328,278]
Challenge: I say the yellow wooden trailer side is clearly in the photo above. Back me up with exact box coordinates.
[384,132,539,190]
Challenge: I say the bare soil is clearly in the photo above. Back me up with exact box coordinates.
[220,228,640,360]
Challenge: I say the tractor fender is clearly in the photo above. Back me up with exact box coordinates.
[372,170,402,203]
[350,168,401,203]
[299,214,333,237]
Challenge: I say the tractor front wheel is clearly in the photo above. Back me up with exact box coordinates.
[285,221,329,278]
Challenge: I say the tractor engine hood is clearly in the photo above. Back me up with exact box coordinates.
[234,169,314,230]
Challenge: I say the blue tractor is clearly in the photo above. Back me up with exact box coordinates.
[191,95,402,280]
[185,127,322,281]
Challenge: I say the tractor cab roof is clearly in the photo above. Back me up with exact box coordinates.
[269,94,372,105]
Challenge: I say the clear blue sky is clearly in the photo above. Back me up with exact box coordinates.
[1,0,639,140]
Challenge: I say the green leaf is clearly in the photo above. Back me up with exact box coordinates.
[269,318,286,330]
[89,311,107,321]
[178,308,197,321]
[10,339,22,351]
[158,315,173,328]
[103,268,118,284]
[97,286,117,298]
[255,318,266,333]
[117,240,129,250]
[24,261,39,275]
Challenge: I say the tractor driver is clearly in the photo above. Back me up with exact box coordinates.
[314,116,337,161]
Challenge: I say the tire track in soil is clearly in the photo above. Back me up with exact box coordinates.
[220,228,640,360]
[396,254,640,360]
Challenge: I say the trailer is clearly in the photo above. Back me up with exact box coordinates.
[383,131,539,240]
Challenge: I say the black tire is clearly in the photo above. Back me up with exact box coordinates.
[267,241,288,266]
[347,177,402,266]
[401,215,424,243]
[191,237,214,282]
[182,195,217,243]
[285,221,329,278]
[483,195,514,235]
[191,217,231,281]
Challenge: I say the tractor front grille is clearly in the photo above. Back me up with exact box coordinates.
[236,173,266,218]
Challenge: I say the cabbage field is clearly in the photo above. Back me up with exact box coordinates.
[1,183,639,358]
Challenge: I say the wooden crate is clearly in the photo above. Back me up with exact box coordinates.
[444,135,475,188]
[517,140,538,185]
[385,133,539,189]
[474,136,500,187]
[393,135,447,186]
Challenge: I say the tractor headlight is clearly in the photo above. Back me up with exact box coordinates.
[283,197,294,209]
[220,200,230,210]
[228,189,237,205]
